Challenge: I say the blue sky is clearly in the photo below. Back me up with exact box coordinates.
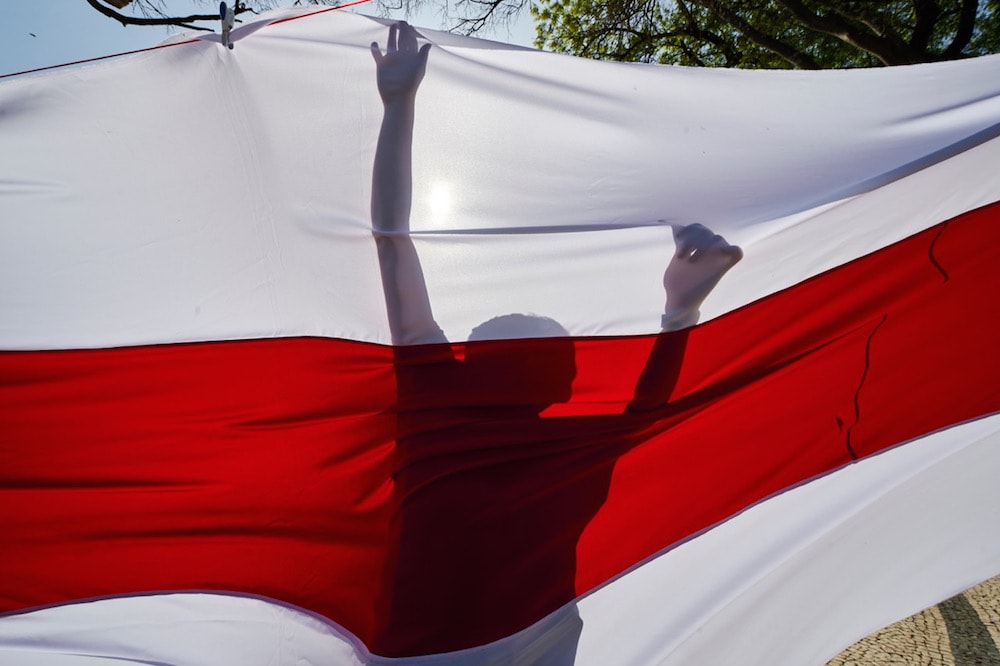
[1,0,533,77]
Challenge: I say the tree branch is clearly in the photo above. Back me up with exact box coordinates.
[816,0,910,51]
[452,0,528,34]
[677,0,739,67]
[84,0,252,31]
[911,0,942,53]
[773,0,914,64]
[943,0,979,58]
[690,0,820,68]
[676,0,739,65]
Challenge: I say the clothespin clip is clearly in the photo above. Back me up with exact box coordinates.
[220,2,235,50]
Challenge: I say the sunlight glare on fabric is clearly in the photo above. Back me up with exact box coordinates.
[427,180,454,224]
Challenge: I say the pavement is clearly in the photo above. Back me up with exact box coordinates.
[828,575,1000,665]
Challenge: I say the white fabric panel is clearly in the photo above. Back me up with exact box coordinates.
[2,10,1000,349]
[574,412,1000,665]
[0,593,369,666]
[5,412,998,665]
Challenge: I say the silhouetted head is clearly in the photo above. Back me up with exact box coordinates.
[464,314,577,414]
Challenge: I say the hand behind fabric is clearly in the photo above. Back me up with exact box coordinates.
[371,23,432,105]
[662,223,743,330]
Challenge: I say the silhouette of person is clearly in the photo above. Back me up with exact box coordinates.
[369,22,743,658]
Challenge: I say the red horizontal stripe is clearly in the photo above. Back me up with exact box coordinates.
[1,201,998,656]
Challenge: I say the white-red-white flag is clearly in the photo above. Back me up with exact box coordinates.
[2,7,999,665]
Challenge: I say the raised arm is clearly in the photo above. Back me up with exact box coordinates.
[370,23,444,345]
[627,224,742,413]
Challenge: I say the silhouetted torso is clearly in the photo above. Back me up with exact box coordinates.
[376,332,688,655]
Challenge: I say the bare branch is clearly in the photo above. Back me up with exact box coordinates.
[451,0,528,34]
[84,0,253,31]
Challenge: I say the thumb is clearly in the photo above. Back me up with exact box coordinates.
[670,223,692,258]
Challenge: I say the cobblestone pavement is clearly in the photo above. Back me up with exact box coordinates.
[828,575,1000,665]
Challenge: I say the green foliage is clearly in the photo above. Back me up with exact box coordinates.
[531,0,1000,68]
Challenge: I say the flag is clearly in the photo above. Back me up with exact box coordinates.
[1,7,999,664]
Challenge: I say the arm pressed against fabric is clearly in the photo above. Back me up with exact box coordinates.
[370,23,442,346]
